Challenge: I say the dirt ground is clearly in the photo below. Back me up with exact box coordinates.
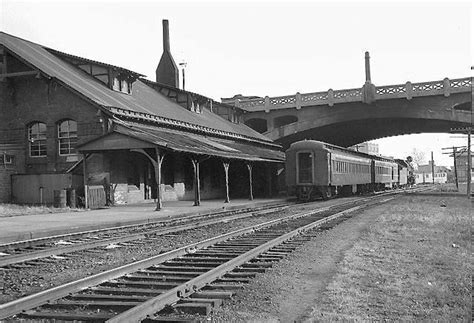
[211,192,471,322]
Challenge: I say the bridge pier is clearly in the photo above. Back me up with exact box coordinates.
[362,51,376,104]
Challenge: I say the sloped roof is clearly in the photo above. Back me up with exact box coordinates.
[416,164,450,173]
[46,47,145,78]
[78,120,285,162]
[0,32,273,144]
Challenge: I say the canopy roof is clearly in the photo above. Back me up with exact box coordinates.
[78,121,285,163]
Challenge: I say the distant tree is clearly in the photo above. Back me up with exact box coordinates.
[410,148,426,165]
[405,155,416,186]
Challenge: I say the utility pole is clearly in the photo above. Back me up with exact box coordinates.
[453,147,459,190]
[467,127,472,198]
[431,151,435,184]
[449,126,472,198]
[442,145,465,191]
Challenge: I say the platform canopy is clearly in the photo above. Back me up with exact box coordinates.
[77,121,285,163]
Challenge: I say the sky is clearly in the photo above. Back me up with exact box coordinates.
[1,0,472,166]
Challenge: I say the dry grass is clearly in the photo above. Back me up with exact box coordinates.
[0,204,82,217]
[310,195,471,321]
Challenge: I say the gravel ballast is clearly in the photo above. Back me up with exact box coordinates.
[211,193,471,321]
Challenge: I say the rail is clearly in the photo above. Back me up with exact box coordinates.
[0,188,429,320]
[235,77,471,111]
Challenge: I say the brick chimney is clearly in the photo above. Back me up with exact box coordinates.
[156,20,179,88]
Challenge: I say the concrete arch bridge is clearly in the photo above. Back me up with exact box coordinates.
[234,77,472,148]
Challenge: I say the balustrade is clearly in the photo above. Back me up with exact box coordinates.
[235,77,471,111]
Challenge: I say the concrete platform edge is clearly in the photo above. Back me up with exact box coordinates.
[1,200,287,244]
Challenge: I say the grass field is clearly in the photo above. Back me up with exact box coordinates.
[309,194,471,321]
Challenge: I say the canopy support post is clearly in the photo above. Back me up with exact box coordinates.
[246,162,254,201]
[154,148,164,211]
[131,148,165,211]
[192,157,201,206]
[130,147,166,211]
[266,164,273,197]
[82,153,90,209]
[223,161,230,203]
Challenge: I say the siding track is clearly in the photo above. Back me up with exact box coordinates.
[1,194,397,322]
[0,203,291,269]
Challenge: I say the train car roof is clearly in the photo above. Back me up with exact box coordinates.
[287,140,397,163]
[394,159,409,167]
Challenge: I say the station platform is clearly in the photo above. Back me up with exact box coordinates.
[0,198,288,244]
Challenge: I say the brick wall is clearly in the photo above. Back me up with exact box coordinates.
[0,170,13,202]
[0,58,105,202]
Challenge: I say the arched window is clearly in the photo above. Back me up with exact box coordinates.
[28,122,47,157]
[58,120,78,155]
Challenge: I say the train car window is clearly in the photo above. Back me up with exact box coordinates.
[297,152,313,184]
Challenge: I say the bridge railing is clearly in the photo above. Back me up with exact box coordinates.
[235,77,471,111]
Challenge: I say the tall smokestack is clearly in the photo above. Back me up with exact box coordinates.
[365,51,371,83]
[156,19,179,88]
[162,20,170,53]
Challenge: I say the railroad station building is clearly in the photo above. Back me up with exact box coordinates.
[0,21,284,209]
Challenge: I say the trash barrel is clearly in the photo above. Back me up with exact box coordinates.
[53,189,67,208]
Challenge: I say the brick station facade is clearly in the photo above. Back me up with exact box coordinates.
[0,25,284,207]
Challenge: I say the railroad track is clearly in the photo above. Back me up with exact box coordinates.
[0,188,429,270]
[0,202,293,269]
[0,194,395,322]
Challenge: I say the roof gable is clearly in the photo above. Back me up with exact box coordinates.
[0,32,274,145]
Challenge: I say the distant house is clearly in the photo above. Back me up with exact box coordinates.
[414,161,449,184]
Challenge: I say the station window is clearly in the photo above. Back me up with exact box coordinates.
[28,122,47,157]
[58,120,78,155]
[0,154,15,165]
[112,77,132,94]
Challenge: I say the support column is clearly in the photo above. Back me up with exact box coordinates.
[223,161,230,203]
[265,164,273,197]
[82,153,89,209]
[154,148,164,211]
[246,162,254,201]
[131,148,165,211]
[192,157,201,206]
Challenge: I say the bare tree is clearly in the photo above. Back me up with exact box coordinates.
[410,148,426,165]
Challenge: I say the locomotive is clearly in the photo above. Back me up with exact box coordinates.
[285,140,405,201]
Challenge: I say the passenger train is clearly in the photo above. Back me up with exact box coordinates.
[285,140,408,201]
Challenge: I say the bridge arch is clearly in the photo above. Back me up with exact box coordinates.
[234,77,470,148]
[274,115,298,128]
[263,93,471,148]
[244,118,268,134]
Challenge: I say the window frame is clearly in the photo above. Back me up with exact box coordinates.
[296,150,314,185]
[57,119,78,156]
[28,122,47,157]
